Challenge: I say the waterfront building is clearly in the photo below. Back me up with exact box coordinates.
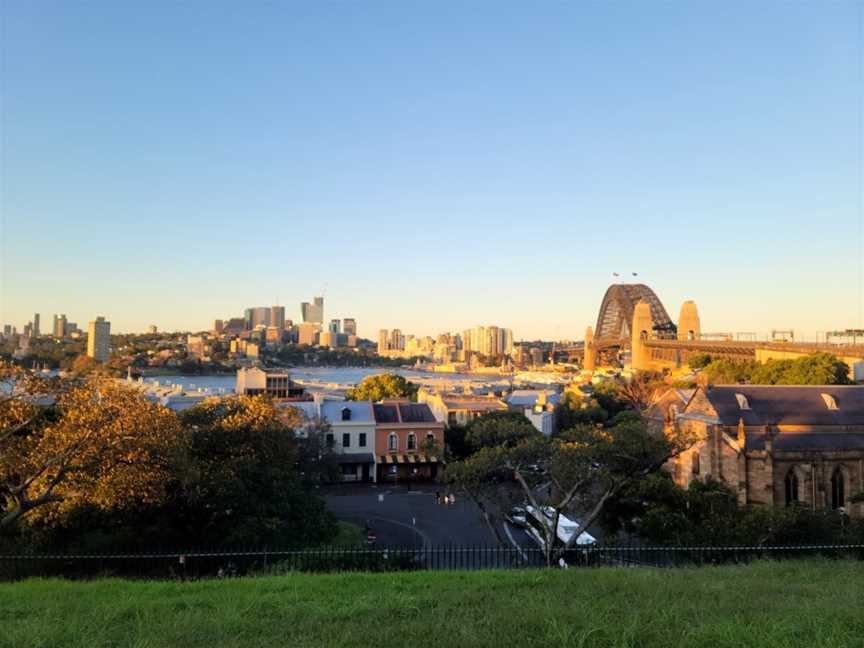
[265,326,284,344]
[390,329,404,351]
[300,296,324,324]
[329,319,341,334]
[378,329,390,353]
[343,318,357,336]
[462,325,515,357]
[87,316,111,362]
[236,367,302,399]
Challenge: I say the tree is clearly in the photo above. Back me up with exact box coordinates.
[1,366,181,530]
[447,416,696,565]
[345,374,418,401]
[173,396,337,547]
[702,358,757,384]
[751,353,850,385]
[616,371,666,413]
[688,353,713,370]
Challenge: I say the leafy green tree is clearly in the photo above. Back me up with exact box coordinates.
[464,412,537,452]
[703,358,757,384]
[345,373,419,401]
[751,353,850,385]
[172,396,337,547]
[447,417,696,565]
[688,353,713,370]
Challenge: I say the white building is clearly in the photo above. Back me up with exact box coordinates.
[87,316,110,362]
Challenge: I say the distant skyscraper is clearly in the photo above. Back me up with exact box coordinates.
[2,325,11,337]
[390,329,404,351]
[270,306,286,329]
[214,319,224,334]
[329,319,341,334]
[343,318,357,336]
[53,314,67,338]
[244,307,271,330]
[300,296,324,324]
[87,316,111,362]
[32,313,40,337]
[378,329,390,353]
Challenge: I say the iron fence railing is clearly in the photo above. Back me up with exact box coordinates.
[1,543,862,581]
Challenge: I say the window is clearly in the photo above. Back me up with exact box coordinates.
[407,433,416,451]
[341,464,355,476]
[831,468,846,509]
[325,433,334,448]
[734,393,750,410]
[426,433,435,442]
[448,413,457,426]
[821,394,838,411]
[691,451,700,476]
[359,433,367,447]
[342,433,350,448]
[388,464,398,474]
[784,469,799,505]
[388,433,398,452]
[341,407,352,421]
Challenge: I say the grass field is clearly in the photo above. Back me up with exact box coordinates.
[1,560,862,648]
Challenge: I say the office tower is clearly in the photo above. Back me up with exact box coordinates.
[270,306,286,329]
[390,329,404,351]
[214,319,224,334]
[87,316,111,363]
[298,322,319,346]
[33,314,40,337]
[24,323,33,338]
[243,307,270,330]
[2,325,11,337]
[53,314,67,338]
[329,319,341,334]
[378,329,390,353]
[343,318,357,336]
[300,296,324,324]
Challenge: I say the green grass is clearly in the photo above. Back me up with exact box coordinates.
[1,560,862,648]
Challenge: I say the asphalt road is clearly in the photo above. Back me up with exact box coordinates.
[322,484,537,552]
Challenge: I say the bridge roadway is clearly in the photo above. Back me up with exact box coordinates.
[558,339,864,362]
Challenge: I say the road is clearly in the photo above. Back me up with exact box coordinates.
[322,484,537,554]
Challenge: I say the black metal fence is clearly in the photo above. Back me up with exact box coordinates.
[2,543,863,581]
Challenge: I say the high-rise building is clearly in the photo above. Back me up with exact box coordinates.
[390,329,404,351]
[462,325,514,357]
[53,314,67,338]
[33,314,40,337]
[343,318,357,336]
[214,319,224,334]
[297,322,319,346]
[2,325,11,337]
[243,307,271,331]
[270,306,286,329]
[378,329,390,353]
[329,319,341,334]
[300,296,324,324]
[87,316,111,363]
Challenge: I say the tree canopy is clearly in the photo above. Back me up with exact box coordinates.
[345,373,418,401]
[701,353,850,385]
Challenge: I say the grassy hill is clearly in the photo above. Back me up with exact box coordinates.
[1,560,862,648]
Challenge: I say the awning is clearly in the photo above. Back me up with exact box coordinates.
[329,453,375,465]
[377,453,441,465]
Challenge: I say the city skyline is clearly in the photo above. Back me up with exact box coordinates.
[2,3,862,338]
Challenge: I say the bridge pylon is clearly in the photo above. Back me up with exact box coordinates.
[584,326,596,373]
[631,300,654,371]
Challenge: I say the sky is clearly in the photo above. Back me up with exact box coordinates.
[1,2,862,341]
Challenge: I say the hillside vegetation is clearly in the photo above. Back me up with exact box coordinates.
[2,560,862,648]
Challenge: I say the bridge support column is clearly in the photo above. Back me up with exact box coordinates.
[584,326,596,373]
[631,300,653,371]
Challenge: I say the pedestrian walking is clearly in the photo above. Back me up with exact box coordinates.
[435,491,441,504]
[448,493,455,506]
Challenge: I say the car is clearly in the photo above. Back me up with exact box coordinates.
[505,506,528,528]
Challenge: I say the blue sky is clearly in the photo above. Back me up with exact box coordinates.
[1,2,862,340]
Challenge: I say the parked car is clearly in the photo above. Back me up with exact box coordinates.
[505,506,528,528]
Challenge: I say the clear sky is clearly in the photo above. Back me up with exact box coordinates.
[1,2,862,341]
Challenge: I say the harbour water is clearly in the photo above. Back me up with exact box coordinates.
[143,366,516,394]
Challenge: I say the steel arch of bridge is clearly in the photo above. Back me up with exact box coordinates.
[594,284,676,341]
